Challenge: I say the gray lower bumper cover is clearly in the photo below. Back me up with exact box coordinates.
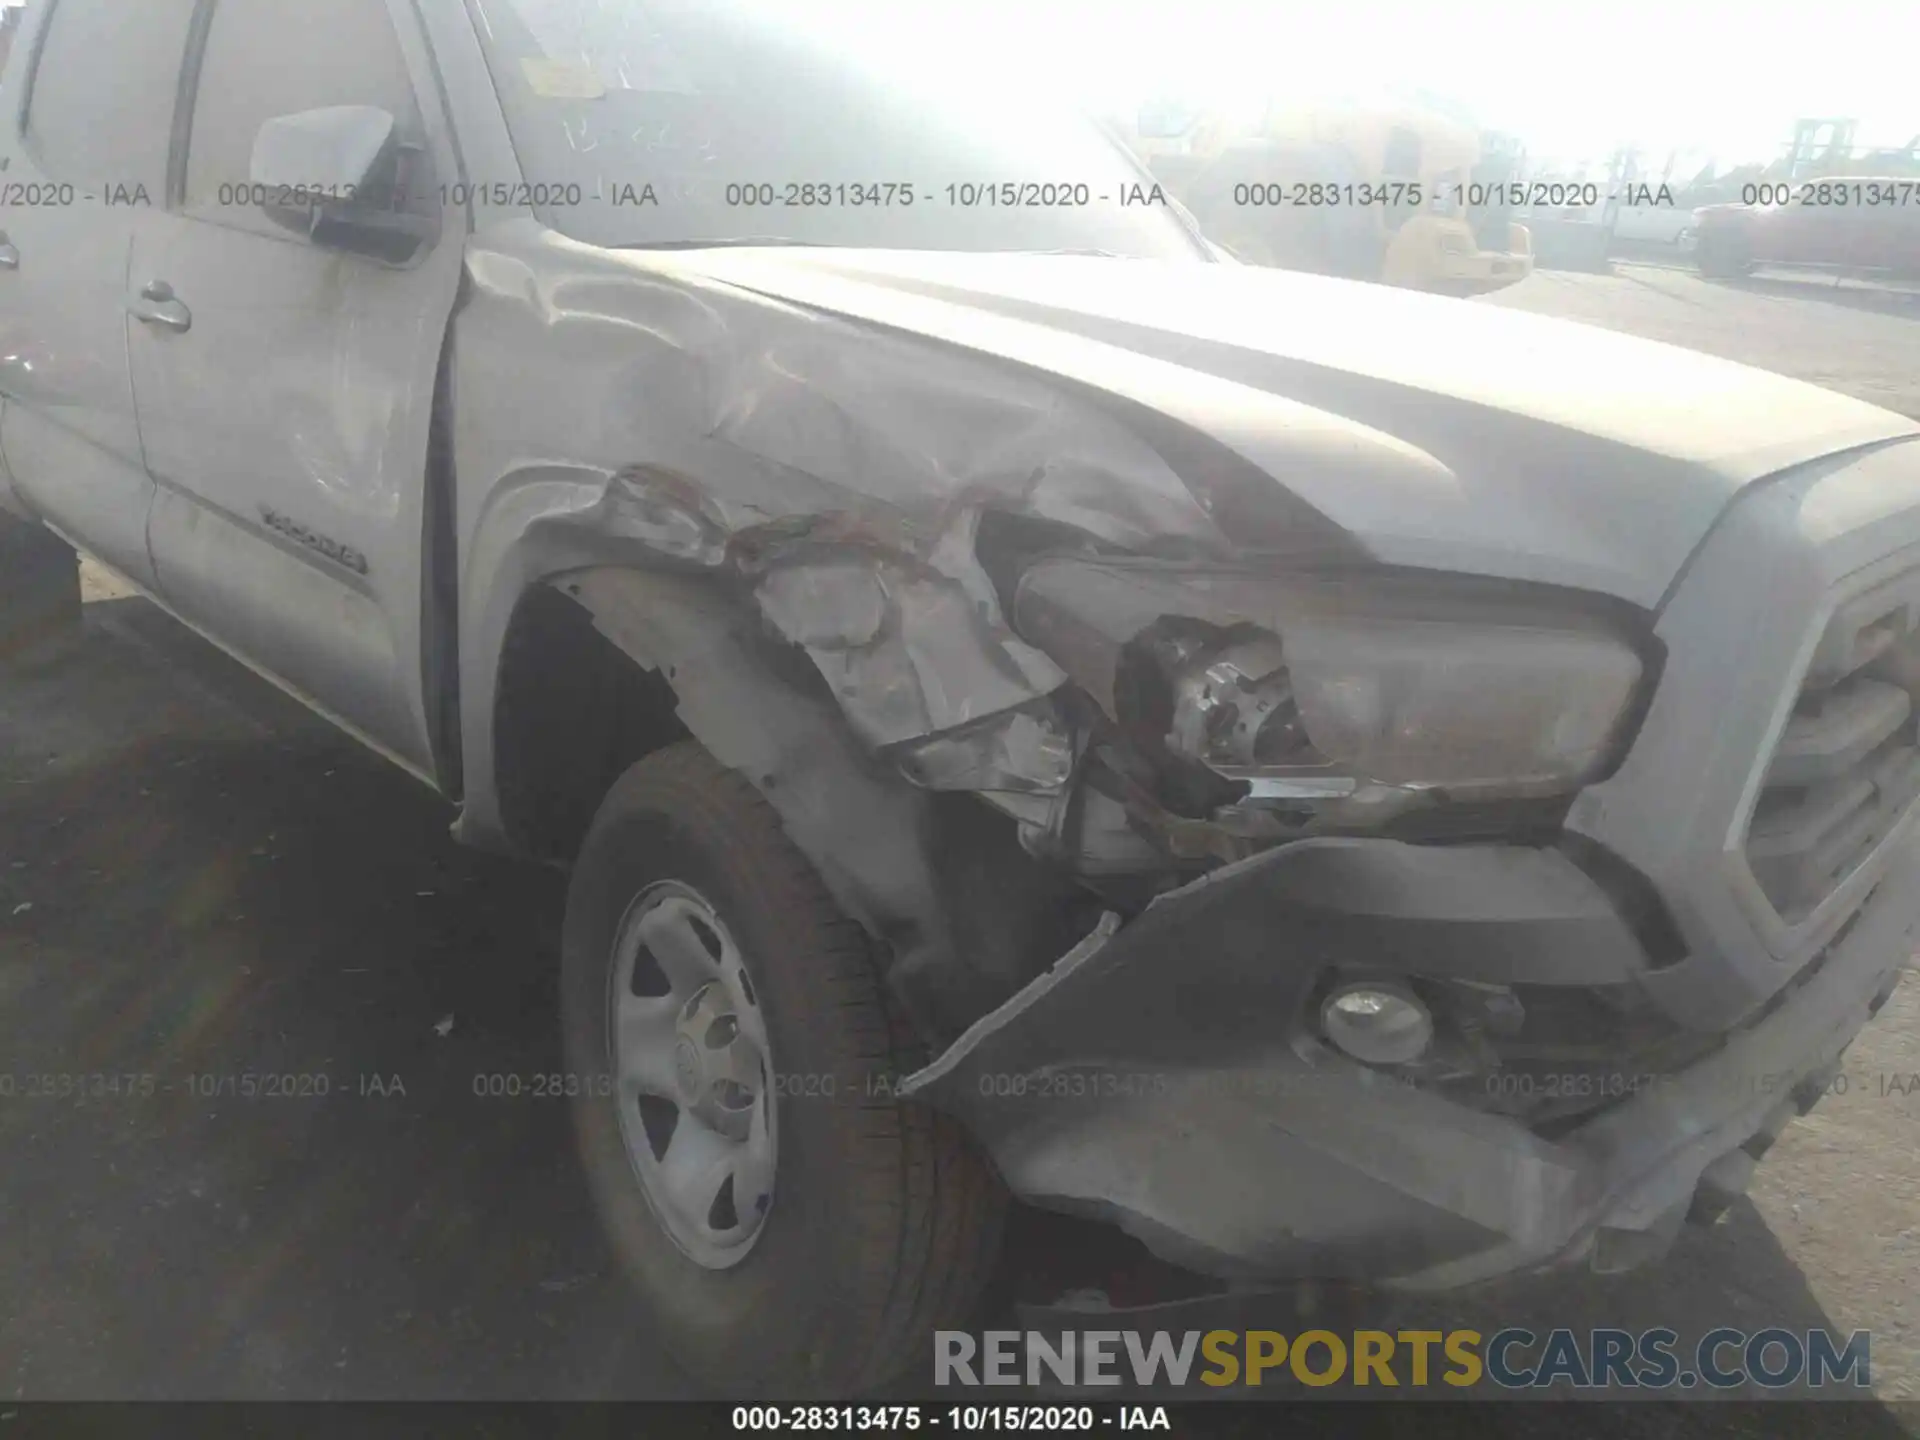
[899,835,1920,1286]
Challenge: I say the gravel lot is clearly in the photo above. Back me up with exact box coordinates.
[2,264,1918,1427]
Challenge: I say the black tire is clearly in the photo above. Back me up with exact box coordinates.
[562,740,1006,1397]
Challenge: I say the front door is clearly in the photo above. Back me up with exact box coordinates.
[128,0,466,774]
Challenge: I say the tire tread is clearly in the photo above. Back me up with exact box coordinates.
[588,742,1004,1393]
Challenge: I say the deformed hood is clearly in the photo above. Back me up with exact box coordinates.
[662,247,1920,608]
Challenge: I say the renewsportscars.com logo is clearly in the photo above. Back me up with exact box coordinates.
[935,1327,1872,1391]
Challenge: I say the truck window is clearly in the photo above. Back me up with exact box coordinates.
[183,0,423,230]
[24,0,196,190]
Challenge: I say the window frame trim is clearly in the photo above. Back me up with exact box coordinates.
[14,0,61,160]
[167,0,221,211]
[162,0,459,266]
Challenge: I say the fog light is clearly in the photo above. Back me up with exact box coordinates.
[1321,982,1433,1066]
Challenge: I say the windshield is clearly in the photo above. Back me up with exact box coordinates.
[465,0,1206,258]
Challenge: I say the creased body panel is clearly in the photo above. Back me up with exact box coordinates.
[450,222,1278,852]
[674,248,1920,606]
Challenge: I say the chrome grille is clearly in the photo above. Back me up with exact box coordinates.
[1746,570,1920,923]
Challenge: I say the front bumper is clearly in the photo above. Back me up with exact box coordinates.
[900,832,1917,1285]
[905,438,1920,1287]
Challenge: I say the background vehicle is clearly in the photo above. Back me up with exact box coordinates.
[1686,120,1920,279]
[1612,204,1699,247]
[1694,177,1920,279]
[1110,95,1534,294]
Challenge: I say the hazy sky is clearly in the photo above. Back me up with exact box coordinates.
[799,0,1920,169]
[9,0,1897,172]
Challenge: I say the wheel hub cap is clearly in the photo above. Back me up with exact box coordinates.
[607,883,777,1269]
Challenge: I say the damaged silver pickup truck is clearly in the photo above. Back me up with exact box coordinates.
[4,0,1918,1399]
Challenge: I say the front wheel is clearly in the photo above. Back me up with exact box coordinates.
[562,741,1006,1396]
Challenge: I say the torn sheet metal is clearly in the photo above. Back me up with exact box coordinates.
[562,564,1028,1035]
[537,463,1077,760]
[449,228,1270,860]
[446,228,1359,959]
[756,549,1067,749]
[594,464,734,568]
[891,704,1074,794]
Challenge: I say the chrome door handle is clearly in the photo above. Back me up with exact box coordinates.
[0,231,18,271]
[130,280,191,333]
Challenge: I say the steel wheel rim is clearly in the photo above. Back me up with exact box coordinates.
[608,879,777,1269]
